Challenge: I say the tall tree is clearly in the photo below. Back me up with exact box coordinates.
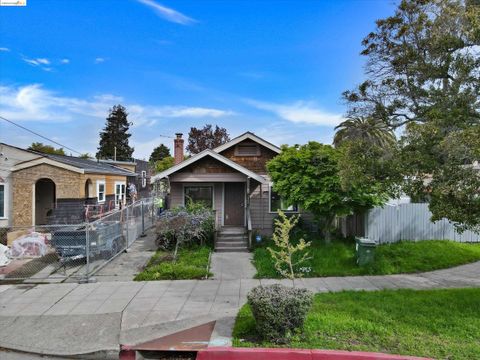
[186,124,230,154]
[96,105,134,160]
[267,142,387,241]
[341,0,480,232]
[333,116,396,148]
[28,142,66,155]
[149,144,171,163]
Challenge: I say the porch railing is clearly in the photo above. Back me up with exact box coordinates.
[246,205,252,249]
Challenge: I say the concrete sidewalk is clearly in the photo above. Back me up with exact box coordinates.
[0,261,479,358]
[210,252,256,280]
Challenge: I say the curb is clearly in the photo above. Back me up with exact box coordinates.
[196,347,432,360]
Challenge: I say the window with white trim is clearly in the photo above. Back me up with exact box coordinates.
[97,180,106,203]
[269,184,298,213]
[141,170,147,188]
[0,183,5,218]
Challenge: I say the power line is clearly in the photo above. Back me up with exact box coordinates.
[0,115,82,155]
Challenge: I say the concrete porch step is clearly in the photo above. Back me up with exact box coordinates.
[217,234,247,241]
[215,247,249,253]
[219,227,246,235]
[216,241,248,248]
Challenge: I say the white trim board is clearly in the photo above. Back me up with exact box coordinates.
[12,158,85,174]
[151,149,267,184]
[213,131,281,154]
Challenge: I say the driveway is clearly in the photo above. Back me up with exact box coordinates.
[93,228,157,282]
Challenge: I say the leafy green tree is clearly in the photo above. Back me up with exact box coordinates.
[341,0,480,232]
[96,105,134,160]
[333,116,395,148]
[154,156,174,172]
[186,124,230,154]
[267,142,387,240]
[79,153,92,159]
[28,142,65,155]
[149,144,171,163]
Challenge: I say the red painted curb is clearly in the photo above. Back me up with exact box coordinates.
[196,347,432,360]
[119,345,136,360]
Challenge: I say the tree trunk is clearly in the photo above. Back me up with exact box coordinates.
[322,215,335,244]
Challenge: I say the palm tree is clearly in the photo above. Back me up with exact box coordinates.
[333,116,396,147]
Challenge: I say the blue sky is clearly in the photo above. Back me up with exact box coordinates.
[0,0,395,159]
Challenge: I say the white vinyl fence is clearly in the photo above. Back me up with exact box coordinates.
[365,203,480,243]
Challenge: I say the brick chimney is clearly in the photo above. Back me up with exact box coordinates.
[174,133,184,165]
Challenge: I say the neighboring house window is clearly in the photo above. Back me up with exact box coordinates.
[141,170,147,188]
[234,143,260,156]
[269,184,298,213]
[97,180,106,203]
[0,183,5,218]
[184,186,213,208]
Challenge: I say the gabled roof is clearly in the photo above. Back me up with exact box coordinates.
[12,153,136,176]
[213,131,281,154]
[151,149,267,184]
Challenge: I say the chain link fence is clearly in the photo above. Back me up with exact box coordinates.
[0,197,160,284]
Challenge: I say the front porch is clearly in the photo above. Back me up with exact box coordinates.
[168,180,256,252]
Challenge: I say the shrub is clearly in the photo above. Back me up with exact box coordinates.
[155,204,214,257]
[247,284,313,343]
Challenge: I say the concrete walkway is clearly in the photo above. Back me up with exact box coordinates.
[0,261,479,358]
[94,229,157,282]
[210,252,256,280]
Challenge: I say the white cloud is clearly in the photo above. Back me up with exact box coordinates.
[60,58,70,64]
[94,57,105,64]
[0,84,233,125]
[137,0,196,25]
[245,99,344,126]
[0,47,10,52]
[23,57,51,66]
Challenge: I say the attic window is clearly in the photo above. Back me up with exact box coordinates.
[234,143,260,156]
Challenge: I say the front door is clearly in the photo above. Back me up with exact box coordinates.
[224,182,245,226]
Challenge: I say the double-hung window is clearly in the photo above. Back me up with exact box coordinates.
[269,184,298,213]
[97,180,106,203]
[141,171,147,188]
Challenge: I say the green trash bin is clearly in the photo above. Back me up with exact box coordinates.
[355,237,377,266]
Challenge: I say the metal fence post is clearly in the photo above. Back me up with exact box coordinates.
[125,205,130,248]
[85,223,90,283]
[140,200,146,237]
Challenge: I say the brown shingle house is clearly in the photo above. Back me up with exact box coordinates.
[151,132,311,251]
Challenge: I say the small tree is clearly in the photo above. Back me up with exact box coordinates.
[154,156,174,172]
[149,144,170,163]
[28,142,65,155]
[79,153,92,159]
[186,124,230,154]
[268,211,311,283]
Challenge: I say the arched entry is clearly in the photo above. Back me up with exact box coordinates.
[35,178,56,225]
[85,179,93,199]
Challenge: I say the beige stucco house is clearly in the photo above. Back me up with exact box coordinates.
[0,143,135,227]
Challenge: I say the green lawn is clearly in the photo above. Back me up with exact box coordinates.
[253,239,480,278]
[233,288,480,359]
[134,245,212,280]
